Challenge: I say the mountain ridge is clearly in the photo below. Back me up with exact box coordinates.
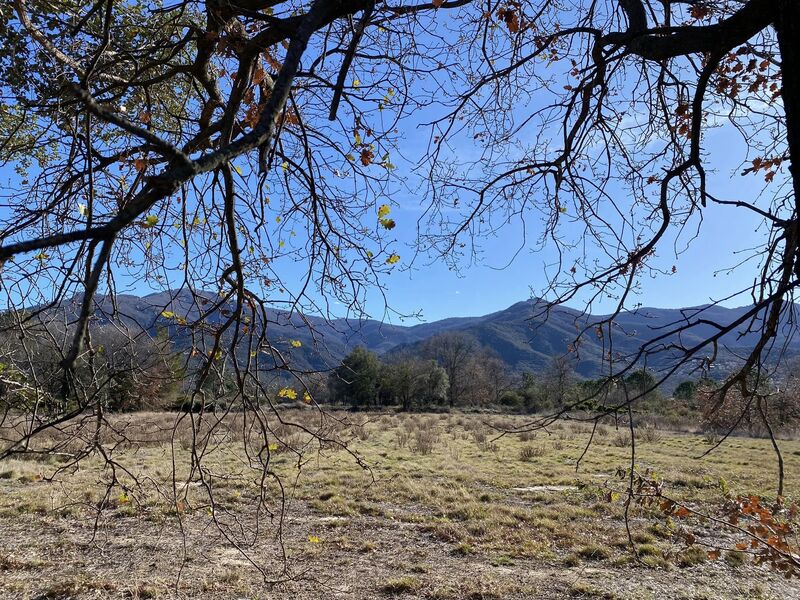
[45,291,800,379]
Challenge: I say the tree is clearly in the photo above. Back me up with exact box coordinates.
[417,360,449,407]
[329,346,380,408]
[673,380,697,402]
[92,327,181,411]
[383,358,448,410]
[624,369,658,399]
[421,332,478,408]
[481,352,514,405]
[541,355,577,409]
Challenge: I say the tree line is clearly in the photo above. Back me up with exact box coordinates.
[320,335,800,437]
[3,319,799,437]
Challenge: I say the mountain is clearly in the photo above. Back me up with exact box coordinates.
[51,291,800,379]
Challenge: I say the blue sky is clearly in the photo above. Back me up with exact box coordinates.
[0,6,781,325]
[337,105,773,322]
[0,94,771,324]
[260,116,770,323]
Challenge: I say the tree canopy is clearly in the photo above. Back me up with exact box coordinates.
[1,0,799,573]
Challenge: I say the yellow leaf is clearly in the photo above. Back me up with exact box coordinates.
[143,215,159,228]
[161,310,175,319]
[377,204,391,218]
[303,392,312,404]
[277,387,297,400]
[234,165,242,175]
[379,218,396,230]
[33,251,49,262]
[386,253,400,265]
[290,340,302,348]
[308,535,320,544]
[281,161,289,172]
[352,78,360,88]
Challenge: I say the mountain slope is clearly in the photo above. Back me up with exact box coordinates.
[55,292,800,378]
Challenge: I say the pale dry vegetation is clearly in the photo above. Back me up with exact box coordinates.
[0,410,798,599]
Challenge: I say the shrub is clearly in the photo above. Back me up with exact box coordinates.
[395,429,410,449]
[725,551,747,568]
[520,444,546,461]
[353,424,370,441]
[381,576,420,595]
[611,431,631,447]
[677,546,707,567]
[471,427,488,446]
[635,544,661,557]
[412,429,438,455]
[637,424,663,443]
[577,544,610,560]
[499,390,524,410]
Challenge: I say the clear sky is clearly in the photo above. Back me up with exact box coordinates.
[331,111,771,323]
[0,101,769,324]
[0,9,780,326]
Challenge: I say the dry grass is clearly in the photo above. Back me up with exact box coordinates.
[0,410,797,599]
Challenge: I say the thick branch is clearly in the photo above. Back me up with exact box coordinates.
[604,0,774,60]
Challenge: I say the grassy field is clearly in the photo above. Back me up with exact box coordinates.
[0,410,798,599]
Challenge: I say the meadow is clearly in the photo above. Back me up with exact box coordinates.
[0,410,798,599]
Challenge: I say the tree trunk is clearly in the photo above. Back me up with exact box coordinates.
[775,0,800,214]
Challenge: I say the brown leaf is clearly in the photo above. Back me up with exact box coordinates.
[252,67,266,85]
[360,148,374,166]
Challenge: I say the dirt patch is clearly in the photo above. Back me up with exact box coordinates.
[512,485,577,493]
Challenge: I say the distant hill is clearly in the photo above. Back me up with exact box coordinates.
[51,291,800,379]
